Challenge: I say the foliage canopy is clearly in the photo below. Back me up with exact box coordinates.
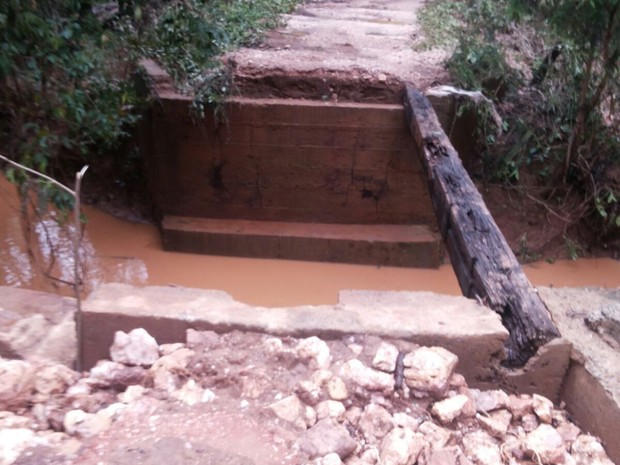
[0,0,298,208]
[421,0,620,238]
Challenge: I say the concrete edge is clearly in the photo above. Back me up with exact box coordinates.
[560,354,620,465]
[497,338,572,402]
[80,284,508,390]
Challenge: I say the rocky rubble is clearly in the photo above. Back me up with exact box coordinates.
[0,329,615,465]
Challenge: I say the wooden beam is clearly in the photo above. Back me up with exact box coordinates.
[404,85,560,366]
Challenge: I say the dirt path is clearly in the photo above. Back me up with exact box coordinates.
[227,0,448,101]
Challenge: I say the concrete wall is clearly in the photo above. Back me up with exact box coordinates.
[561,359,620,465]
[80,284,509,390]
[144,96,435,225]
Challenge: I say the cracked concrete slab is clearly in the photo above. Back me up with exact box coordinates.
[80,283,508,389]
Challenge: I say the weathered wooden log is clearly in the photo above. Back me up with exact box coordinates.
[404,84,560,366]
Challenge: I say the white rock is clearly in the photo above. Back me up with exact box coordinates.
[327,376,348,401]
[316,400,346,421]
[431,394,470,424]
[263,337,283,353]
[158,343,185,356]
[0,359,36,410]
[109,328,159,367]
[54,436,82,458]
[348,343,363,356]
[63,409,88,435]
[171,379,207,406]
[571,435,614,465]
[369,393,391,408]
[522,413,539,432]
[358,404,394,440]
[88,362,146,391]
[425,446,472,465]
[34,363,79,397]
[89,360,128,384]
[0,411,31,429]
[457,387,478,418]
[476,409,512,438]
[462,431,501,465]
[449,373,467,388]
[65,379,92,398]
[185,329,220,348]
[118,385,146,403]
[339,359,394,393]
[304,406,318,428]
[359,447,380,464]
[502,435,527,461]
[149,348,195,392]
[392,412,422,431]
[525,424,566,464]
[470,389,510,413]
[151,348,194,371]
[316,452,343,465]
[202,389,216,403]
[563,452,578,465]
[0,428,45,465]
[344,406,362,427]
[418,421,452,450]
[297,337,331,370]
[402,347,458,396]
[556,422,581,444]
[63,409,112,438]
[372,342,399,372]
[507,394,534,418]
[379,427,426,465]
[299,418,357,459]
[99,402,127,420]
[532,394,554,424]
[295,380,322,406]
[269,395,306,429]
[312,369,335,387]
[37,430,82,454]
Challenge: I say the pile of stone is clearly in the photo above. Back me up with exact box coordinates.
[0,328,615,465]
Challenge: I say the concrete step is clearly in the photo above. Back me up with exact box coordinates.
[162,216,443,268]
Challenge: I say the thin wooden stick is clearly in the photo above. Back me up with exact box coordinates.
[0,154,75,196]
[1,153,88,371]
[73,165,88,372]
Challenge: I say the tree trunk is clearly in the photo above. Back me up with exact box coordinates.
[404,85,560,366]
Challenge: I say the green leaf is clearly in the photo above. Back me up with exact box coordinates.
[61,28,73,40]
[606,191,617,204]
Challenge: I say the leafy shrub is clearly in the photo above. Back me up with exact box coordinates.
[0,0,300,210]
[447,36,520,100]
[0,0,143,207]
[420,0,620,239]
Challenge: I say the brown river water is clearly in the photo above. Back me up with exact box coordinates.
[1,176,619,307]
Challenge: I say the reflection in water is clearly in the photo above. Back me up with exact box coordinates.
[1,175,619,307]
[3,217,34,287]
[0,178,149,295]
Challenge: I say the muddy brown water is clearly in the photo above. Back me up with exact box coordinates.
[1,176,619,306]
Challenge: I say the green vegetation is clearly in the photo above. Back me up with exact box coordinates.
[143,0,297,117]
[0,0,298,209]
[420,0,620,242]
[517,233,541,263]
[415,0,466,50]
